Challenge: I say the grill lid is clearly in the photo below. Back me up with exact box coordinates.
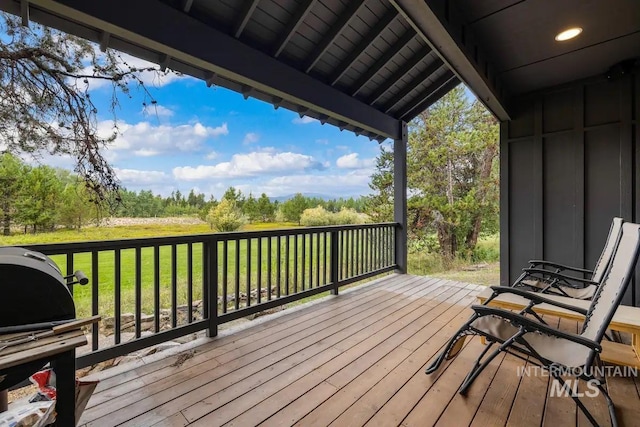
[0,247,75,328]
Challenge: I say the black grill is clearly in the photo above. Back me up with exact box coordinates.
[0,247,77,389]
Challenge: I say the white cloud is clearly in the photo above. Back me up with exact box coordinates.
[205,151,218,160]
[243,132,260,144]
[173,151,324,181]
[336,153,375,169]
[252,169,373,197]
[99,120,228,157]
[315,139,329,145]
[142,104,174,118]
[292,116,318,125]
[114,168,169,186]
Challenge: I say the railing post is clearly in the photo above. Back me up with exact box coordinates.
[330,230,339,295]
[205,239,218,337]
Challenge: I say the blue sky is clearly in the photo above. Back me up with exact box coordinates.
[53,53,388,200]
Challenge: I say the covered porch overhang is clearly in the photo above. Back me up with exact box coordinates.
[2,0,640,426]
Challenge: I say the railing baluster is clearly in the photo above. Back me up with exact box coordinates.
[276,235,281,298]
[257,238,262,304]
[134,247,142,339]
[153,245,160,333]
[66,253,74,295]
[206,239,218,337]
[171,244,178,327]
[285,235,290,295]
[187,243,193,323]
[114,249,121,345]
[330,230,339,295]
[234,239,240,310]
[293,234,298,293]
[92,251,99,350]
[222,240,228,314]
[246,238,252,307]
[323,232,327,285]
[308,233,313,288]
[350,229,355,278]
[339,230,344,281]
[267,236,272,301]
[301,233,306,291]
[315,232,320,287]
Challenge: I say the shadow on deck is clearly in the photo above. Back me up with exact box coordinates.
[79,274,640,426]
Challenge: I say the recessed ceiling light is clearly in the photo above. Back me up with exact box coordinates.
[555,27,583,41]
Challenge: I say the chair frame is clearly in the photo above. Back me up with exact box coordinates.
[512,217,623,299]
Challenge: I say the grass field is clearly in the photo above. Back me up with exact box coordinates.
[0,221,498,319]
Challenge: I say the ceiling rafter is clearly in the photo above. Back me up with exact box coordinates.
[20,0,29,25]
[382,63,448,114]
[272,0,316,58]
[234,0,260,38]
[398,74,460,120]
[329,7,397,86]
[348,29,415,97]
[366,46,433,105]
[303,0,366,73]
[181,0,193,13]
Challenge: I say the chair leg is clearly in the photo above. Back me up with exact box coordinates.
[458,329,526,396]
[425,317,477,375]
[550,373,617,427]
[595,379,619,427]
[458,342,497,395]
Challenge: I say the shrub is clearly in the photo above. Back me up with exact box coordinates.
[205,199,246,232]
[300,206,333,226]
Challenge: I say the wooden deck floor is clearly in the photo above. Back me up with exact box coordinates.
[79,274,640,427]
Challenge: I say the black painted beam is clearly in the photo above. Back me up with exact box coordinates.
[399,74,460,121]
[303,0,366,73]
[272,0,316,58]
[391,0,509,120]
[366,46,433,105]
[349,30,415,97]
[234,0,260,38]
[329,8,397,86]
[16,0,400,139]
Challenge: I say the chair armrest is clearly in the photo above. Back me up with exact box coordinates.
[489,286,588,315]
[527,260,593,275]
[471,305,601,352]
[522,268,599,286]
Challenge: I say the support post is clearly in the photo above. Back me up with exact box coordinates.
[394,121,408,274]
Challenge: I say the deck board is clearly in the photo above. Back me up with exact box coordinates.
[79,274,640,427]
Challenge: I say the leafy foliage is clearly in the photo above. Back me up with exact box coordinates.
[205,198,246,232]
[367,85,499,262]
[0,11,167,205]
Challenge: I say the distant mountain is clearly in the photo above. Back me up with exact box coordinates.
[269,193,338,203]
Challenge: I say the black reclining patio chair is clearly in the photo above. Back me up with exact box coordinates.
[426,221,640,427]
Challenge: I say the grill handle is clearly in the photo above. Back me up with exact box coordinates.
[64,270,89,286]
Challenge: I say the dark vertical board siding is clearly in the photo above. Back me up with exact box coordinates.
[584,79,621,127]
[543,89,573,133]
[584,127,621,271]
[508,139,536,279]
[543,133,577,265]
[503,73,638,304]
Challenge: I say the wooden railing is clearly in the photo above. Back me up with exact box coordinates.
[20,223,398,368]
